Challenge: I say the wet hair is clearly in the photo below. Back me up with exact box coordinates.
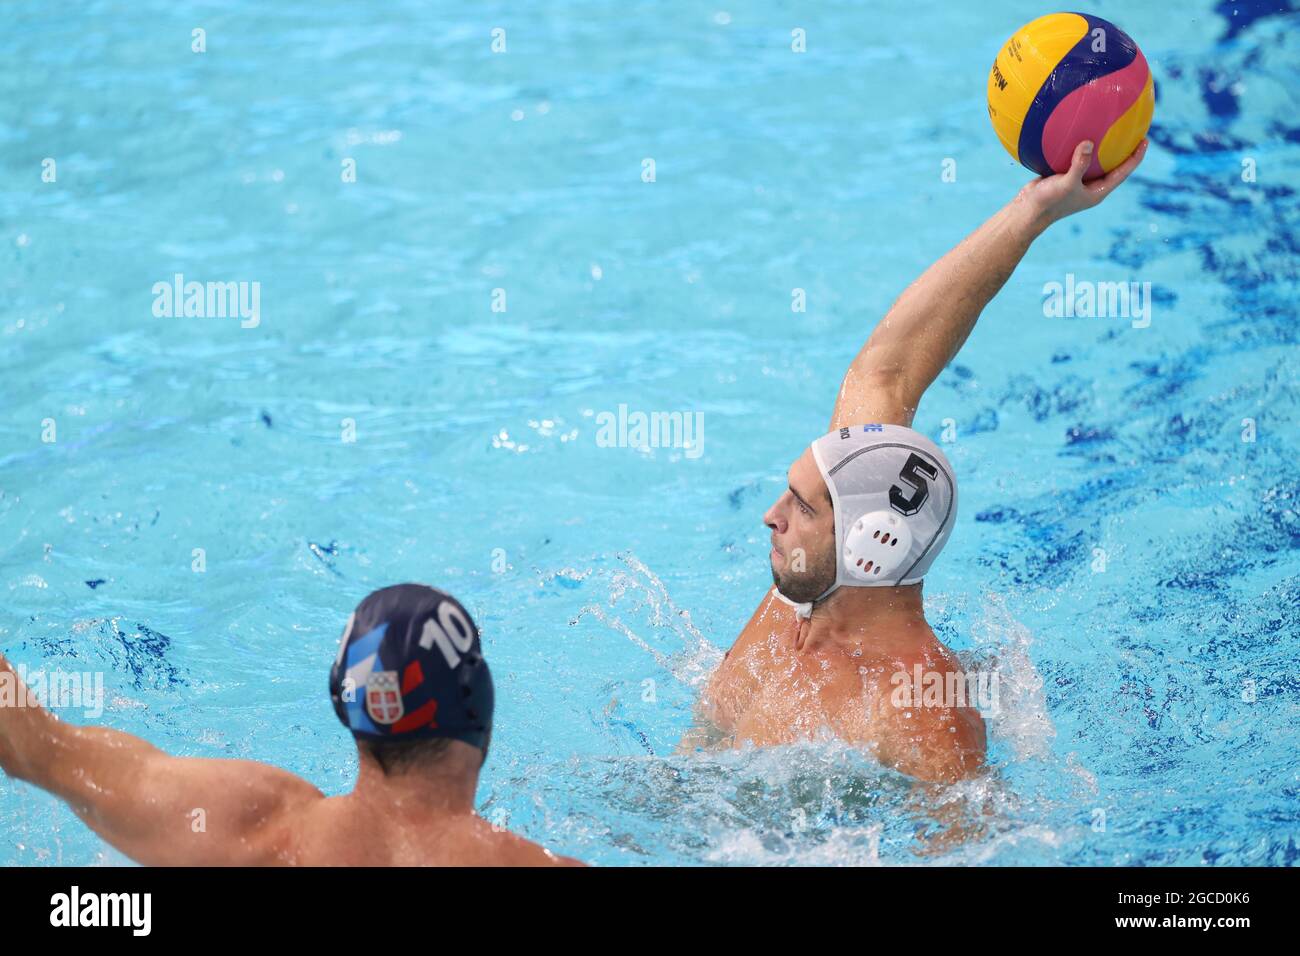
[358,737,452,775]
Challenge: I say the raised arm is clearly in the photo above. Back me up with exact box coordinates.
[832,138,1148,429]
[0,653,322,865]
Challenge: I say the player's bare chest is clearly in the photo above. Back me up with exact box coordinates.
[715,627,869,738]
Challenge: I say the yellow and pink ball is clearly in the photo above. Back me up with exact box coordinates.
[988,12,1154,180]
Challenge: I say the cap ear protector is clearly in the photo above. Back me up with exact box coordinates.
[843,509,914,582]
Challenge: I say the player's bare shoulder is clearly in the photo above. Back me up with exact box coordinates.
[472,816,585,866]
[703,588,797,728]
[859,640,987,783]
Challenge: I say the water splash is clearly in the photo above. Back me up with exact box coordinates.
[574,552,723,690]
[968,594,1058,763]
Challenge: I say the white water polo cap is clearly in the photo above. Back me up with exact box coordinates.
[809,423,958,594]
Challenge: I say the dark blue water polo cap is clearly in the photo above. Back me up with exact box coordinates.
[329,584,494,756]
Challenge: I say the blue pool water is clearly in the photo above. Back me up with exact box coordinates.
[1,0,1298,866]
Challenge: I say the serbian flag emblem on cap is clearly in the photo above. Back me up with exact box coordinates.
[365,670,404,725]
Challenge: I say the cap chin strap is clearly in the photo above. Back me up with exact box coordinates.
[773,582,839,621]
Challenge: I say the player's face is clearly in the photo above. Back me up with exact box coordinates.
[764,447,837,604]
